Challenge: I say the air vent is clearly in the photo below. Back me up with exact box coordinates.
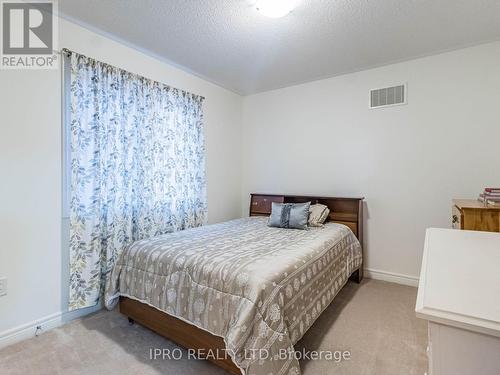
[370,84,406,109]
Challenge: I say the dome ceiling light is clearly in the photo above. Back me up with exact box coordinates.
[256,0,299,18]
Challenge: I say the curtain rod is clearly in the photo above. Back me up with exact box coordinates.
[60,48,205,100]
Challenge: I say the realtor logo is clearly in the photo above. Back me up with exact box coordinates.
[1,0,58,69]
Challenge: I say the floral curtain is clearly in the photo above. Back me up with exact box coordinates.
[67,51,207,310]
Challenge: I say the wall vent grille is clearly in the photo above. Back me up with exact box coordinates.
[370,84,406,109]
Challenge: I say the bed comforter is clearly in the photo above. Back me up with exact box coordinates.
[105,217,362,375]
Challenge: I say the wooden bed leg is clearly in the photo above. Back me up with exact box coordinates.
[350,269,363,283]
[128,317,135,325]
[357,268,363,283]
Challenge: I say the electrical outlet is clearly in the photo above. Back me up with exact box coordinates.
[0,277,7,296]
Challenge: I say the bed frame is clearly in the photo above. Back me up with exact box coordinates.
[120,194,364,375]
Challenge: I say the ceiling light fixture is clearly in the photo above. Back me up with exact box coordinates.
[256,0,298,18]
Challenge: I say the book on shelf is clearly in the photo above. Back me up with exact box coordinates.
[477,188,500,205]
[479,194,500,204]
[485,188,500,193]
[484,192,500,197]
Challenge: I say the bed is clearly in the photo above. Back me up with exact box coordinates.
[104,194,364,375]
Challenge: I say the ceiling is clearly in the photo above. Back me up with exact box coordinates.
[59,0,500,95]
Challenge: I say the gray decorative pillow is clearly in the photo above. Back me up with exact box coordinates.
[308,204,330,227]
[268,202,311,230]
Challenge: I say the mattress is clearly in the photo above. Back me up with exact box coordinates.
[104,216,362,375]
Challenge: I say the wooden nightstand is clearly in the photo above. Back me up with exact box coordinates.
[452,199,500,232]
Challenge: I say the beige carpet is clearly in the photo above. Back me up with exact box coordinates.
[0,279,427,375]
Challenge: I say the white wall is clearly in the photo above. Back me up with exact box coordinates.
[241,41,500,281]
[0,18,242,342]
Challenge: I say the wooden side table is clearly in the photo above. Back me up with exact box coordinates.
[452,199,500,232]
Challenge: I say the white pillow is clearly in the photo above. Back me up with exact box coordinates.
[308,204,330,227]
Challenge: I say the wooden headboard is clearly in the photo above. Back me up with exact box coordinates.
[249,193,364,244]
[249,194,364,282]
[249,193,364,282]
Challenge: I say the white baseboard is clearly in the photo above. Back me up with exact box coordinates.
[0,304,102,349]
[364,268,419,287]
[0,269,418,349]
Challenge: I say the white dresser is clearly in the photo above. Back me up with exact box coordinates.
[416,228,500,375]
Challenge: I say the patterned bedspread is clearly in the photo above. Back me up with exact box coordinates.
[104,217,362,375]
